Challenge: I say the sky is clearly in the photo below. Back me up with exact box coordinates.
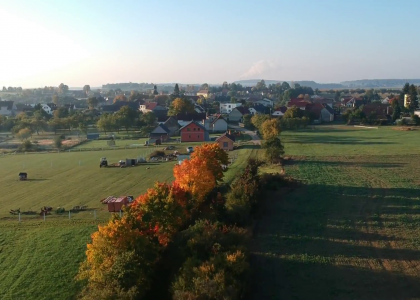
[0,0,420,88]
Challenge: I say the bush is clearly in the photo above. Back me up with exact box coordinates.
[149,150,165,158]
[171,220,250,300]
[18,140,33,152]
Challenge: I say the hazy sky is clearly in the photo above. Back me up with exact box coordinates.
[1,0,420,87]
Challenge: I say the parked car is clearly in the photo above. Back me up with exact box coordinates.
[186,146,194,153]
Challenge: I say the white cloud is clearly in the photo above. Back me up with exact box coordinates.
[240,60,281,79]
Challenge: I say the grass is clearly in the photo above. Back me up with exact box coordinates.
[248,125,420,300]
[0,141,259,299]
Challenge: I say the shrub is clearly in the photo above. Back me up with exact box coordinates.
[18,140,33,152]
[149,150,165,158]
[171,220,250,300]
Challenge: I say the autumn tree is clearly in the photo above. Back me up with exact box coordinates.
[283,105,303,119]
[87,96,99,109]
[168,98,195,116]
[260,119,281,140]
[113,94,127,103]
[251,114,270,130]
[190,143,229,182]
[16,128,32,140]
[174,156,216,203]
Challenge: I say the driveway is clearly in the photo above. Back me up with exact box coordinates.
[229,125,261,145]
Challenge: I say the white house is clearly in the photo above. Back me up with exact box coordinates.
[255,98,274,107]
[0,101,16,116]
[272,107,287,117]
[220,103,242,114]
[139,102,158,113]
[30,103,55,115]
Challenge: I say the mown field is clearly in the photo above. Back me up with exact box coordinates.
[249,125,420,300]
[0,139,259,300]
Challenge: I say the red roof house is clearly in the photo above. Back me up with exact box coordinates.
[179,121,210,142]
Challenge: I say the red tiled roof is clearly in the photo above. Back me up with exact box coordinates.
[215,132,235,142]
[287,102,308,108]
[306,103,324,115]
[145,102,158,110]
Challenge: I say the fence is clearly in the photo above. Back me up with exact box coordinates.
[9,208,124,223]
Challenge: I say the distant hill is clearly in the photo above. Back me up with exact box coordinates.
[233,79,343,89]
[340,79,420,88]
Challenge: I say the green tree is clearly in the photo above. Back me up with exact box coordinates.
[78,122,88,135]
[58,83,69,94]
[263,137,284,163]
[153,85,158,95]
[96,114,114,134]
[255,80,266,91]
[52,94,59,105]
[199,83,209,91]
[173,84,180,96]
[87,97,99,109]
[251,114,270,130]
[391,100,401,121]
[408,84,418,112]
[54,136,62,150]
[140,112,156,127]
[113,94,127,103]
[242,114,253,129]
[48,118,62,135]
[403,82,410,94]
[115,106,137,132]
[53,107,69,119]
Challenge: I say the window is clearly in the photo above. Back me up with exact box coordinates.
[197,128,200,131]
[223,142,228,148]
[187,128,191,131]
[198,135,200,139]
[189,135,191,138]
[193,128,196,131]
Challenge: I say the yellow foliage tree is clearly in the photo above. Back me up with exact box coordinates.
[168,98,195,116]
[261,119,281,140]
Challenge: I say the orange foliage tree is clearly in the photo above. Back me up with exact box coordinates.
[191,143,229,182]
[168,97,195,116]
[260,119,281,140]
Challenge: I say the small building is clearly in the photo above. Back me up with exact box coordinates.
[209,115,228,132]
[404,94,411,108]
[229,107,251,122]
[87,133,100,140]
[179,121,209,142]
[107,196,129,212]
[220,103,242,114]
[197,90,209,98]
[215,132,236,151]
[272,106,287,117]
[149,124,171,142]
[0,101,16,116]
[163,116,180,136]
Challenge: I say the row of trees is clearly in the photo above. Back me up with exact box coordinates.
[97,106,156,133]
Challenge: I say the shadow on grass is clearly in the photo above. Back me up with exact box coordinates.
[249,183,420,299]
[288,160,406,168]
[286,135,396,145]
[248,255,420,300]
[236,144,261,150]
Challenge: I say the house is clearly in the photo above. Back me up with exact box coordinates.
[229,107,250,122]
[404,94,411,108]
[312,97,334,108]
[272,106,287,117]
[362,103,392,120]
[139,102,158,113]
[255,97,274,107]
[208,114,228,132]
[163,117,180,136]
[306,103,334,122]
[176,112,207,127]
[287,102,309,110]
[0,101,16,116]
[342,97,364,108]
[149,124,171,142]
[220,103,242,114]
[215,132,236,151]
[197,90,209,98]
[15,103,34,113]
[179,121,210,142]
[249,104,267,115]
[194,104,206,113]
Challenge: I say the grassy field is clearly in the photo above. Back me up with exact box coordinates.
[249,125,420,300]
[0,140,259,300]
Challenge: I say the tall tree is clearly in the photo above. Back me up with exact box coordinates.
[52,94,59,105]
[113,94,127,103]
[168,98,195,116]
[83,85,91,96]
[153,85,158,95]
[409,84,418,112]
[87,96,99,109]
[173,84,180,96]
[199,83,209,91]
[403,82,410,94]
[115,106,137,132]
[140,112,156,127]
[58,83,69,94]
